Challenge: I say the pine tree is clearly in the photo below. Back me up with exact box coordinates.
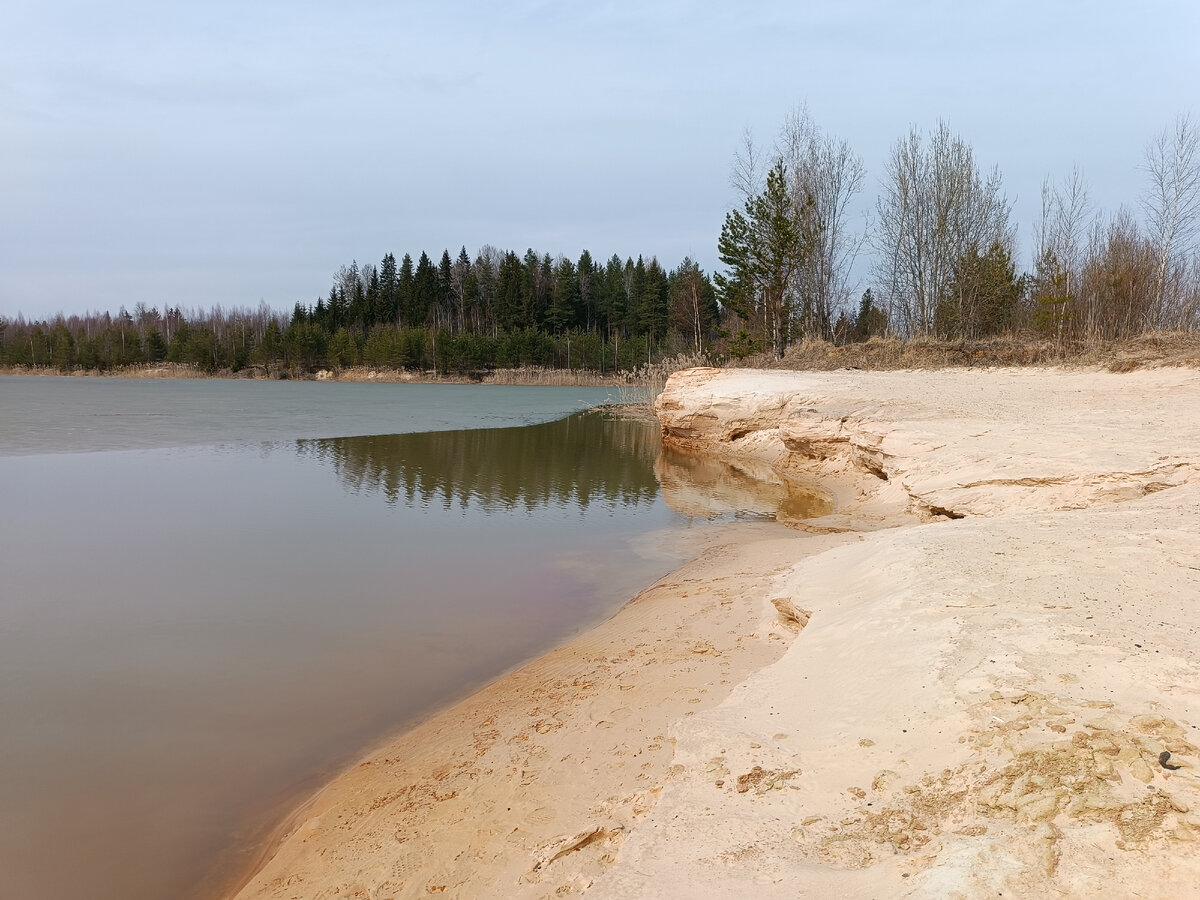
[717,160,812,357]
[626,256,647,336]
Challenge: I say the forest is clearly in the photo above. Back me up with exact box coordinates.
[0,250,720,376]
[3,110,1197,376]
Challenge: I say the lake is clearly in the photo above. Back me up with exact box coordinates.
[0,376,827,900]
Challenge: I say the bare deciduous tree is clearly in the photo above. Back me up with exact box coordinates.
[1078,206,1158,340]
[1142,113,1200,329]
[1031,167,1093,339]
[670,257,709,353]
[874,121,1012,336]
[776,106,867,338]
[730,127,764,204]
[727,106,867,341]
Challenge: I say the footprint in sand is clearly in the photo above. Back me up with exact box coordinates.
[390,851,425,879]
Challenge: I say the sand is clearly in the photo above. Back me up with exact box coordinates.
[232,365,1200,899]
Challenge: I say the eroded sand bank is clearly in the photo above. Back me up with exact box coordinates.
[234,366,1200,899]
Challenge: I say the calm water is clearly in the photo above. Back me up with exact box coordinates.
[0,377,822,900]
[0,376,635,455]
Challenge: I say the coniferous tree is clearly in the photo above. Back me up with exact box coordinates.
[640,257,670,347]
[474,246,501,335]
[378,252,399,326]
[669,257,718,352]
[853,288,888,341]
[397,253,415,326]
[935,241,1023,338]
[548,257,579,333]
[626,256,647,336]
[577,250,596,331]
[411,252,437,327]
[451,247,473,333]
[496,251,526,332]
[436,250,454,329]
[717,160,812,357]
[600,254,626,339]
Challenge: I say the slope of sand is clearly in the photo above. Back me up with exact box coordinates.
[234,366,1200,899]
[230,524,860,899]
[591,366,1200,898]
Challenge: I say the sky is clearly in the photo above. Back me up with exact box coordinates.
[3,0,1198,320]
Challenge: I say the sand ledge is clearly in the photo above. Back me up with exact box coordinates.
[235,366,1200,899]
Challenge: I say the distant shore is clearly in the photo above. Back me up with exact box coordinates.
[0,362,644,387]
[5,331,1199,385]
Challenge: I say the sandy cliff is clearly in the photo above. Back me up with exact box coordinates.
[587,366,1200,898]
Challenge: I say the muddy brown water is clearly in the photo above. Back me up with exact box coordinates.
[0,377,828,899]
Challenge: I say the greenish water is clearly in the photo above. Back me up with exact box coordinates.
[0,377,816,900]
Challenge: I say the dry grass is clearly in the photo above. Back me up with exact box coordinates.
[736,331,1200,373]
[0,362,244,379]
[8,334,1198,384]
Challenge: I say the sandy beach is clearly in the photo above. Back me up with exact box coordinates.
[232,365,1200,899]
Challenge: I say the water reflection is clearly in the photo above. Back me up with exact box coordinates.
[295,410,662,512]
[294,410,835,524]
[655,444,833,522]
[0,413,681,900]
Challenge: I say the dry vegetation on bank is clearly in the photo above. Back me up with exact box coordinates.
[7,333,1200,386]
[739,331,1200,373]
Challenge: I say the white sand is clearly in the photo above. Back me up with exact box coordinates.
[233,366,1200,899]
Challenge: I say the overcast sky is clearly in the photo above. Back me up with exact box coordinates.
[4,0,1198,320]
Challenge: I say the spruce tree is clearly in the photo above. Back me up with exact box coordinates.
[412,252,437,327]
[379,252,399,325]
[397,254,415,326]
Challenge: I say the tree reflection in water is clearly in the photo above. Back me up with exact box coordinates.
[295,410,662,513]
[296,409,833,524]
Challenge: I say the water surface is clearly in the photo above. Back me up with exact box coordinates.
[0,375,633,455]
[0,377,815,900]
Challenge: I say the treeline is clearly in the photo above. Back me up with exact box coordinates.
[721,109,1200,356]
[5,110,1198,374]
[0,251,722,375]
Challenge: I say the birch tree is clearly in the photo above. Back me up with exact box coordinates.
[730,109,866,340]
[1142,113,1200,328]
[776,107,867,338]
[875,122,1012,336]
[1031,167,1092,338]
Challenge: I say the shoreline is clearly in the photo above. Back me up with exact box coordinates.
[227,520,860,898]
[230,364,1200,898]
[0,363,653,388]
